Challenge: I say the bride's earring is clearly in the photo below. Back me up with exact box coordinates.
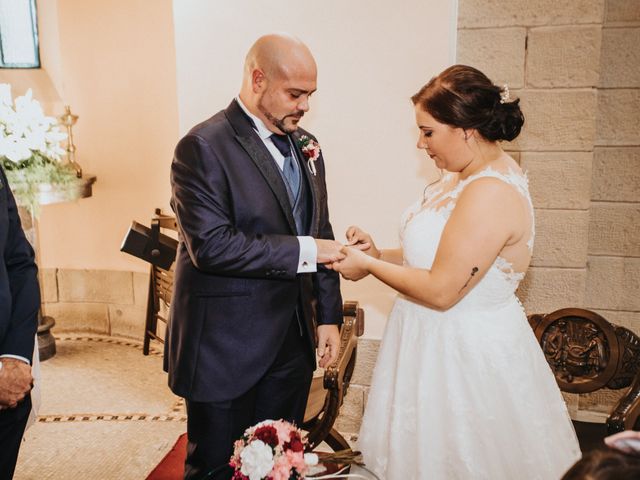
[464,131,469,141]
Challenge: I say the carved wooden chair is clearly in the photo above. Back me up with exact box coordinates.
[303,300,364,451]
[137,209,364,451]
[528,308,640,451]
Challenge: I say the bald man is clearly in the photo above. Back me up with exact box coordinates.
[166,34,344,478]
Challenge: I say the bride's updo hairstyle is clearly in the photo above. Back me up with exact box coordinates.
[411,65,524,142]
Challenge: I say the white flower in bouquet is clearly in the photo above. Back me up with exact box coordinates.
[0,84,67,164]
[239,440,275,480]
[303,452,319,466]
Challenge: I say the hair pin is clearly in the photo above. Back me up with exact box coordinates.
[499,84,510,104]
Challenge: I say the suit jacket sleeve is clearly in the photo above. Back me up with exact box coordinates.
[312,152,343,326]
[1,168,40,361]
[171,134,300,278]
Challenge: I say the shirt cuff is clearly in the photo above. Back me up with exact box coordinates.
[297,236,317,273]
[0,354,31,365]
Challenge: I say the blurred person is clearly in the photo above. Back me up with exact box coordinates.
[562,447,640,480]
[0,165,39,480]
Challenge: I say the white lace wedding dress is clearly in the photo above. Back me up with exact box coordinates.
[357,168,581,480]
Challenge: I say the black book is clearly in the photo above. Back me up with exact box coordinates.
[120,221,178,270]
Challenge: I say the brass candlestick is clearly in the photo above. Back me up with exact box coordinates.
[58,105,82,178]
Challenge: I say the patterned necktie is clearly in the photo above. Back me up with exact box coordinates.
[270,133,301,203]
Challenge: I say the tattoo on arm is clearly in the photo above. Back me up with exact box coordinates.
[458,267,479,293]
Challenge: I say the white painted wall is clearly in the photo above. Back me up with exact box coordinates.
[173,0,458,338]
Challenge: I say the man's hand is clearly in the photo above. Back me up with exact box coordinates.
[330,246,372,281]
[0,359,33,409]
[605,430,640,456]
[315,239,345,265]
[316,324,340,368]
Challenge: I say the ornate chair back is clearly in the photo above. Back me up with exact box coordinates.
[528,308,640,436]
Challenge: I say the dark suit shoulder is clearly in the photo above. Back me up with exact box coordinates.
[183,109,230,143]
[174,112,240,165]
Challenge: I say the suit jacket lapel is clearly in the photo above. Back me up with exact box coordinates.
[292,131,319,236]
[225,100,297,234]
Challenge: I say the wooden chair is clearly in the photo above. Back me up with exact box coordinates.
[142,209,178,355]
[528,308,640,451]
[139,210,364,451]
[303,300,364,451]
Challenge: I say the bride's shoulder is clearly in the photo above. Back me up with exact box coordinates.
[488,153,523,175]
[457,167,525,205]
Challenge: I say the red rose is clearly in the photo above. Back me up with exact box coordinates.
[231,471,249,480]
[254,425,279,446]
[284,431,304,452]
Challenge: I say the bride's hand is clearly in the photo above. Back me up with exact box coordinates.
[345,226,380,258]
[331,246,372,281]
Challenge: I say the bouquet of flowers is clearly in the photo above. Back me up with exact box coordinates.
[230,419,319,480]
[0,83,75,207]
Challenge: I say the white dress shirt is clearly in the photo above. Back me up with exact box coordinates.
[0,354,30,365]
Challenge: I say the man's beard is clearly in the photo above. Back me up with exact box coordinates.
[258,98,303,134]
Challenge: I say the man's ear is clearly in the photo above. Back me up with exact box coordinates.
[252,69,266,93]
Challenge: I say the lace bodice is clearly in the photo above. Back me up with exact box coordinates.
[400,167,534,310]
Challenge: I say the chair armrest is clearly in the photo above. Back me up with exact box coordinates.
[304,301,364,450]
[607,375,640,434]
[324,302,363,391]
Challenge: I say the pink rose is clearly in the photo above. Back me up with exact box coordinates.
[270,455,293,480]
[273,420,293,445]
[285,449,306,474]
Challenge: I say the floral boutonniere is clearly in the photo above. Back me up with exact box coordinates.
[297,135,320,176]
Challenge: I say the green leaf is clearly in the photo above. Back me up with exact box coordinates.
[2,155,78,214]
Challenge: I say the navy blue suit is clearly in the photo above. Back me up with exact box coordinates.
[166,100,342,478]
[0,165,39,479]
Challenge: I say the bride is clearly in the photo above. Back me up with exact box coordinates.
[331,65,581,479]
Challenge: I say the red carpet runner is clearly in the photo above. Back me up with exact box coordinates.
[146,433,187,479]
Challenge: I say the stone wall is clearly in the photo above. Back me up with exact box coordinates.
[458,0,603,315]
[581,0,640,417]
[588,1,640,337]
[41,268,149,340]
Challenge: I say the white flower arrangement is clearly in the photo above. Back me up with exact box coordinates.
[0,84,67,164]
[0,83,76,209]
